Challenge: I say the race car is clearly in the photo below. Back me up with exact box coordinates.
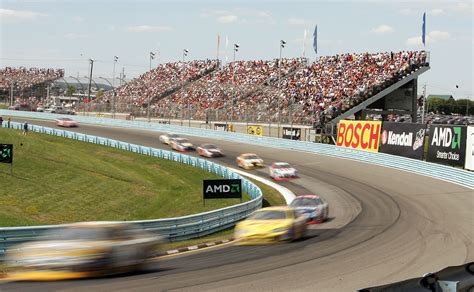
[169,137,195,152]
[236,153,264,169]
[196,143,224,157]
[289,194,329,224]
[4,222,162,281]
[234,207,307,245]
[269,162,298,180]
[54,117,79,127]
[159,133,180,145]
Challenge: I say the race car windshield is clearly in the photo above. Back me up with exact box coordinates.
[273,163,290,168]
[290,198,322,207]
[248,211,287,220]
[169,134,179,138]
[203,144,216,149]
[45,227,109,241]
[244,155,259,160]
[59,118,72,121]
[175,138,189,143]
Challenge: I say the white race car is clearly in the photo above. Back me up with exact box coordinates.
[269,162,298,180]
[197,144,224,158]
[170,138,195,152]
[236,153,264,170]
[159,133,180,145]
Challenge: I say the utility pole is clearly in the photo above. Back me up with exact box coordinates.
[149,51,155,71]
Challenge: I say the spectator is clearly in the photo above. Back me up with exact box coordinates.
[22,121,28,135]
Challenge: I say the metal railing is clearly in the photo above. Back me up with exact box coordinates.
[0,121,263,254]
[1,109,472,189]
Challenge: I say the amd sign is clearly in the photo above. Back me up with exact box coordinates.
[427,125,466,167]
[203,179,242,199]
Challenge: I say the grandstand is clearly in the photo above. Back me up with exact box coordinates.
[91,51,429,133]
[0,67,65,107]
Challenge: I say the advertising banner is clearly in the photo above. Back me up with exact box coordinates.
[380,123,426,160]
[247,125,263,136]
[214,123,227,131]
[0,144,13,164]
[282,127,301,140]
[465,126,474,171]
[427,125,466,167]
[203,179,242,199]
[336,120,382,152]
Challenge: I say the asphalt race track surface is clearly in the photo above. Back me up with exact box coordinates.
[2,119,473,291]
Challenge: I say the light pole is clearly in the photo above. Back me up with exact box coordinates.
[233,43,239,62]
[87,59,95,103]
[112,55,118,118]
[278,40,286,138]
[231,43,239,128]
[182,49,190,127]
[149,52,155,71]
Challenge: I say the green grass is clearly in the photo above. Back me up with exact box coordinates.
[0,128,256,226]
[0,128,286,228]
[0,104,7,109]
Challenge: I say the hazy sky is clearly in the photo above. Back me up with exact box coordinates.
[1,0,472,98]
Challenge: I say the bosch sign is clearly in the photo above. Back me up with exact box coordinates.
[336,120,381,152]
[203,179,242,199]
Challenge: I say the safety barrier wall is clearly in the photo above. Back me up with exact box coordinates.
[2,110,473,189]
[0,121,263,255]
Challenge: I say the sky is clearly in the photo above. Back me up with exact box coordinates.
[1,0,473,98]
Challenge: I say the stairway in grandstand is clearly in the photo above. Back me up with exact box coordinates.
[150,62,219,104]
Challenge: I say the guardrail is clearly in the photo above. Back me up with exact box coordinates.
[2,109,473,189]
[0,121,263,255]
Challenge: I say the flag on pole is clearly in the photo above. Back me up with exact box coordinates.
[225,35,229,63]
[422,12,426,47]
[217,33,220,61]
[313,25,318,55]
[303,29,307,57]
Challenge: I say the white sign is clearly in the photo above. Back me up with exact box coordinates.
[465,126,474,171]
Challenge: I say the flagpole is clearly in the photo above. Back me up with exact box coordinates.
[216,33,220,62]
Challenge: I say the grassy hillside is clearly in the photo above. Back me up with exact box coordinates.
[0,128,257,226]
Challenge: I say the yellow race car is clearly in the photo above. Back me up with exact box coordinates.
[4,222,162,281]
[236,153,264,169]
[234,207,307,245]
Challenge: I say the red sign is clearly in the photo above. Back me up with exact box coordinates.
[336,120,382,152]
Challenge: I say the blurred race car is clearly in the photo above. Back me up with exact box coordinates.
[289,194,329,224]
[55,117,79,127]
[170,137,195,152]
[197,144,224,157]
[269,162,298,180]
[4,222,162,281]
[234,207,307,245]
[159,133,180,144]
[236,153,264,169]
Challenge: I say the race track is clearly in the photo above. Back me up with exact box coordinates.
[2,119,473,291]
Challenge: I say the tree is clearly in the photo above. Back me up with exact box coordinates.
[66,85,76,96]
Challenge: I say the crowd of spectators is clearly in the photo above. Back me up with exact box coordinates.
[97,60,219,109]
[235,51,428,125]
[0,67,64,91]
[93,51,428,125]
[152,58,306,119]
